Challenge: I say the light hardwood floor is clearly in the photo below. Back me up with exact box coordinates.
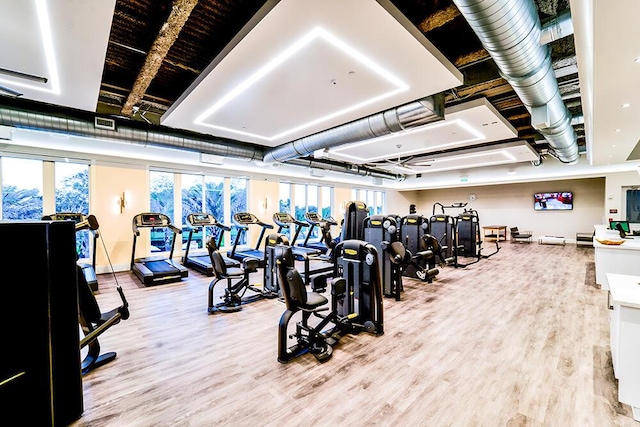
[72,242,637,426]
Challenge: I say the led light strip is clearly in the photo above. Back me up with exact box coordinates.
[331,119,485,163]
[0,0,59,94]
[194,27,408,141]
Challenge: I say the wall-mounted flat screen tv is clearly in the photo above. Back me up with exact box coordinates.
[534,192,573,211]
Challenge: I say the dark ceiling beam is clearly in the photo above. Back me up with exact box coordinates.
[454,48,491,68]
[121,0,199,117]
[418,5,461,33]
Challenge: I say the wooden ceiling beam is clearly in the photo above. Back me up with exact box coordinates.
[419,5,461,33]
[454,48,491,68]
[121,0,199,117]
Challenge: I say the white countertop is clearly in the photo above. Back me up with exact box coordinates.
[607,273,640,309]
[593,236,640,250]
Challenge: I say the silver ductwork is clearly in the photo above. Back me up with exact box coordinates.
[263,94,444,164]
[452,0,579,164]
[0,102,405,180]
[0,104,263,161]
[287,158,405,181]
[540,9,574,45]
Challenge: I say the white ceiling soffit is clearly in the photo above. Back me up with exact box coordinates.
[571,0,640,166]
[327,98,518,168]
[161,0,463,147]
[403,140,539,175]
[0,0,115,111]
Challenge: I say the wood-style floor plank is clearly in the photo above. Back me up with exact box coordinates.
[71,243,638,426]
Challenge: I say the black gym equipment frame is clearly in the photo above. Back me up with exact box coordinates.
[276,240,384,364]
[182,212,239,276]
[42,212,100,291]
[131,212,188,285]
[227,212,273,267]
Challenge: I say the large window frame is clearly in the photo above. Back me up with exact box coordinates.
[351,188,385,216]
[280,182,333,242]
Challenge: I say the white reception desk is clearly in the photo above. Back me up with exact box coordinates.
[594,226,640,290]
[607,273,640,421]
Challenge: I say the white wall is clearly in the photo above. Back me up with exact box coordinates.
[604,171,640,223]
[414,177,605,242]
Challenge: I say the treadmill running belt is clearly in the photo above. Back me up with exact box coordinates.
[145,260,179,273]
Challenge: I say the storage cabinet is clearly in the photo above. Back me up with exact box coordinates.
[0,221,83,426]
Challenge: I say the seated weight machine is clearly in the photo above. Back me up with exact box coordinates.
[207,237,278,314]
[276,240,384,363]
[363,215,438,301]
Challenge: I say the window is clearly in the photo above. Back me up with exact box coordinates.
[230,177,248,245]
[321,186,332,219]
[181,174,203,250]
[150,171,175,252]
[289,183,332,241]
[352,188,385,216]
[180,174,226,250]
[55,162,90,259]
[205,176,225,245]
[279,182,291,214]
[1,157,43,220]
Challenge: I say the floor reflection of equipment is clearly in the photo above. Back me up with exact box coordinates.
[227,212,274,267]
[42,212,100,291]
[276,240,384,364]
[131,212,188,285]
[183,212,238,276]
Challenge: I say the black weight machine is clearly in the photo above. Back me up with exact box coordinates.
[182,212,239,276]
[430,202,464,265]
[207,236,278,314]
[275,239,384,363]
[42,212,100,291]
[131,212,189,285]
[399,214,441,281]
[227,212,273,267]
[454,208,500,268]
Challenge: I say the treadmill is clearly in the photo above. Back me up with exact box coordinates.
[131,212,188,286]
[300,212,338,254]
[42,212,99,291]
[183,212,239,276]
[227,212,273,267]
[272,211,333,281]
[272,212,322,258]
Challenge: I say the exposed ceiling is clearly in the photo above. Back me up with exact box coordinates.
[0,0,623,184]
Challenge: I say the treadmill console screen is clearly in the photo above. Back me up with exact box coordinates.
[57,213,83,223]
[274,212,292,222]
[141,214,164,226]
[234,212,255,224]
[305,212,320,222]
[191,214,211,225]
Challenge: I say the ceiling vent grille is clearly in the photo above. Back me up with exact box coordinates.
[94,116,115,131]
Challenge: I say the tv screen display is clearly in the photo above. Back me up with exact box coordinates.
[534,192,573,211]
